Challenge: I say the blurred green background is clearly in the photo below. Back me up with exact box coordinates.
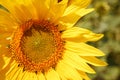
[76,0,120,80]
[0,0,120,80]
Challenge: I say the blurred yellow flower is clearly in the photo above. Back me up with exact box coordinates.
[0,0,107,80]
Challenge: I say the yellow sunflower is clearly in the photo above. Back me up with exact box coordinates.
[0,0,107,80]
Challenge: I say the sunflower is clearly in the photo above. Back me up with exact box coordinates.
[0,0,107,80]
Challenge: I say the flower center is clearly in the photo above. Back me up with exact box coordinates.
[10,20,64,72]
[21,24,56,63]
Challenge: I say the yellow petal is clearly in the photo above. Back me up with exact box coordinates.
[19,70,38,80]
[0,9,17,31]
[0,0,33,23]
[65,41,105,56]
[56,61,83,80]
[37,73,46,80]
[0,32,12,58]
[59,9,94,29]
[45,68,60,80]
[7,67,22,80]
[59,75,67,80]
[0,35,11,70]
[78,70,90,80]
[46,0,68,22]
[19,71,34,80]
[49,0,57,5]
[32,0,50,21]
[25,72,38,80]
[16,0,38,20]
[64,0,91,15]
[62,27,103,42]
[6,61,18,80]
[0,56,11,70]
[15,68,25,80]
[68,0,91,8]
[81,56,108,66]
[0,60,14,80]
[63,50,95,73]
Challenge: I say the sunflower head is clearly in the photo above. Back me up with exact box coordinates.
[10,20,65,72]
[0,0,107,80]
